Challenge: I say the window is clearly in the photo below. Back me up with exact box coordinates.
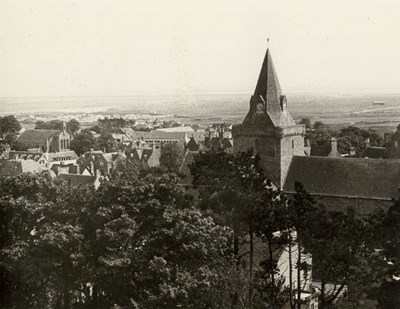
[292,140,294,149]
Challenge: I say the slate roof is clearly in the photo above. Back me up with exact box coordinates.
[156,126,194,132]
[186,137,200,151]
[130,131,185,142]
[59,173,98,187]
[51,163,79,175]
[47,151,78,161]
[179,151,198,176]
[283,156,400,200]
[0,159,50,176]
[18,130,61,143]
[363,147,386,159]
[242,49,296,128]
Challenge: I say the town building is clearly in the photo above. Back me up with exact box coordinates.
[17,122,72,153]
[77,150,127,175]
[0,159,54,177]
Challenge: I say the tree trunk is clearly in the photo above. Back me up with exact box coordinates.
[297,238,301,309]
[249,228,254,309]
[320,277,326,309]
[63,288,70,309]
[289,238,295,309]
[234,233,239,259]
[267,236,275,303]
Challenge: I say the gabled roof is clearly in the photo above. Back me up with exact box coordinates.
[18,130,62,143]
[283,156,400,200]
[186,137,200,151]
[179,151,198,176]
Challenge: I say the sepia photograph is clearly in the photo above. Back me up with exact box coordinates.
[0,0,399,308]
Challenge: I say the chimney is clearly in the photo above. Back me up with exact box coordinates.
[90,159,95,175]
[329,137,338,157]
[62,121,67,133]
[365,138,370,150]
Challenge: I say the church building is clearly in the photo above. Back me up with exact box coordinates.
[233,49,400,215]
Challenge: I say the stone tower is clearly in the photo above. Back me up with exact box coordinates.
[232,49,305,188]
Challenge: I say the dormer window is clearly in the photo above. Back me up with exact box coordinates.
[280,95,287,111]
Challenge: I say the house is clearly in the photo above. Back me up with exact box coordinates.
[0,150,49,165]
[77,150,127,175]
[125,139,161,167]
[17,122,72,153]
[46,151,79,165]
[0,149,78,168]
[51,163,79,176]
[59,172,102,189]
[0,159,54,177]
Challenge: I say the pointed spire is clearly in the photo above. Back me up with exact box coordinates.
[253,49,282,104]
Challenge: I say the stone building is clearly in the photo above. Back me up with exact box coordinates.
[232,49,306,188]
[233,48,400,214]
[17,122,72,153]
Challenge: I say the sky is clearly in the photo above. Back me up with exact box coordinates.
[0,0,400,97]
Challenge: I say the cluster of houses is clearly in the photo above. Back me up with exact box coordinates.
[0,121,235,189]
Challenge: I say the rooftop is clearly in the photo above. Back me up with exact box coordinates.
[284,156,400,200]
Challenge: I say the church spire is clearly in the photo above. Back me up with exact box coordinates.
[253,49,282,104]
[242,48,295,128]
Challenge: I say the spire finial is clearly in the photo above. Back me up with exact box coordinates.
[267,38,270,49]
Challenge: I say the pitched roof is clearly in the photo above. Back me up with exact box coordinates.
[59,173,98,187]
[242,49,296,128]
[156,126,194,132]
[47,151,78,161]
[283,156,400,200]
[51,163,79,175]
[18,130,61,143]
[0,159,50,176]
[179,151,198,176]
[186,137,200,151]
[130,131,186,141]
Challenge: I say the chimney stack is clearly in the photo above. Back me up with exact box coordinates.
[328,137,338,157]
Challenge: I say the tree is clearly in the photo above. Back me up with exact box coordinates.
[0,115,21,145]
[67,119,80,134]
[299,118,311,130]
[34,119,81,134]
[35,119,63,130]
[190,149,269,307]
[366,199,400,308]
[0,169,237,308]
[159,143,185,172]
[96,133,117,153]
[69,131,96,156]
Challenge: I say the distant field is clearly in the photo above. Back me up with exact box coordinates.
[2,92,400,133]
